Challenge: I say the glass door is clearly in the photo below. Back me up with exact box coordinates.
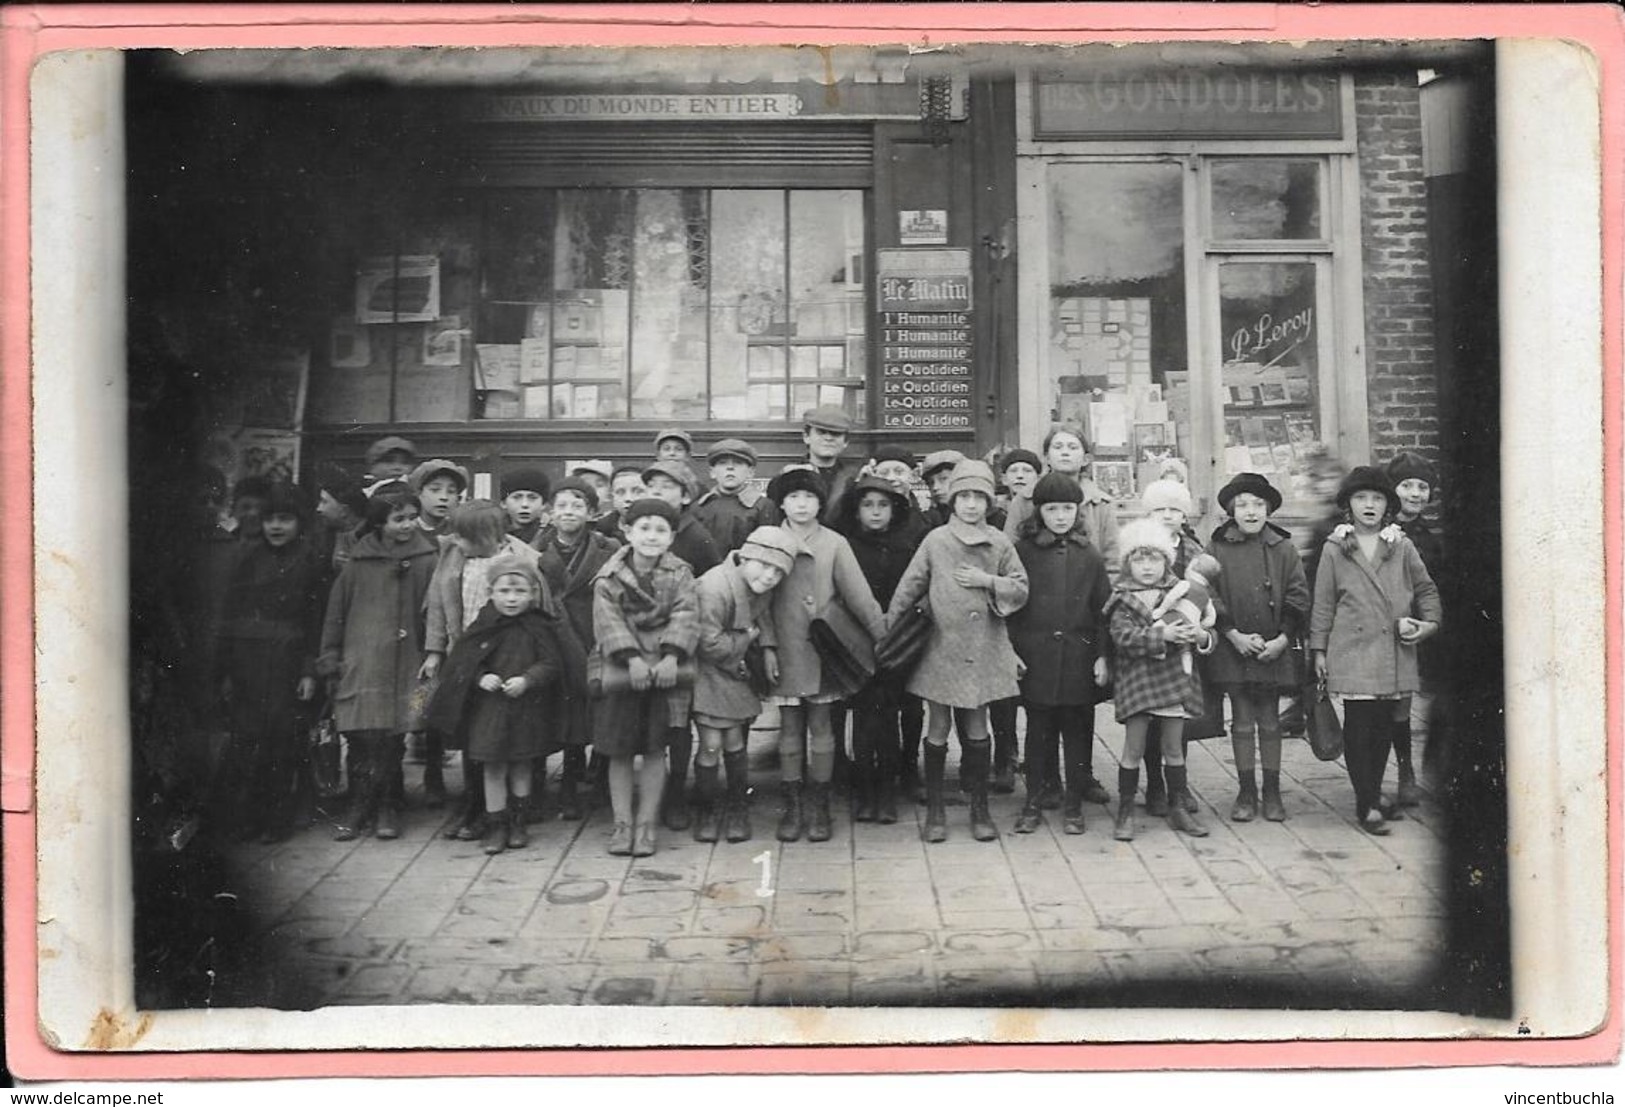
[1202,254,1336,519]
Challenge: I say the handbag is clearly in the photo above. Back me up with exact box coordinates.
[1306,680,1344,761]
[809,600,877,697]
[742,641,775,698]
[874,597,932,675]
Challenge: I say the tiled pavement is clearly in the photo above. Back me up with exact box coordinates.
[224,716,1447,1010]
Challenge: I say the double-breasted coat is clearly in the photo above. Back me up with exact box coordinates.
[1309,529,1442,698]
[1008,525,1110,707]
[1105,580,1212,721]
[769,523,887,699]
[1206,521,1311,690]
[589,546,701,728]
[690,487,779,555]
[693,555,780,723]
[886,519,1030,709]
[318,529,439,733]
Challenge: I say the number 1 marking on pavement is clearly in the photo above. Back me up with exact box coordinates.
[753,850,775,897]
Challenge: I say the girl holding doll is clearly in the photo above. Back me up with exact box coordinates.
[886,461,1029,844]
[1309,466,1441,836]
[1104,519,1215,841]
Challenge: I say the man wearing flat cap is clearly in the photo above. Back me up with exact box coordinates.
[799,405,864,526]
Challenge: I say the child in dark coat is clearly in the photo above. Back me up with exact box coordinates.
[691,439,779,554]
[426,553,588,855]
[534,476,621,818]
[214,481,327,842]
[1008,473,1112,835]
[1207,473,1310,824]
[1384,450,1446,806]
[836,474,920,825]
[1105,519,1215,841]
[500,467,552,546]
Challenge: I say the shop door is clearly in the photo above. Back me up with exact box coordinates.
[1200,254,1336,521]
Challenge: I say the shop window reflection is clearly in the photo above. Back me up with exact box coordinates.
[1211,160,1321,241]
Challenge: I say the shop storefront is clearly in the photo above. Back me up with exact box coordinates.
[131,47,1458,513]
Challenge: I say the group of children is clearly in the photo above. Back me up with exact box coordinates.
[207,408,1444,856]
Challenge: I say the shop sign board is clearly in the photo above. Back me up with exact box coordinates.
[469,80,949,123]
[876,248,975,430]
[1034,70,1343,140]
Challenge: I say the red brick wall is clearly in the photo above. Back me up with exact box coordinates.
[1355,72,1440,465]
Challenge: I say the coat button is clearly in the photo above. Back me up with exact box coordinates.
[1053,631,1064,639]
[397,629,409,640]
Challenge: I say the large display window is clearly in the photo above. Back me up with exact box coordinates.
[476,187,867,423]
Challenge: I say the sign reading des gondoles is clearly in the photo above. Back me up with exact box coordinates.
[1034,70,1343,140]
[877,248,974,431]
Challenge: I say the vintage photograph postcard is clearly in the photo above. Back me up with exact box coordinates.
[4,2,1619,1080]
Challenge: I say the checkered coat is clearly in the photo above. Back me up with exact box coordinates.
[589,546,700,727]
[1105,582,1211,722]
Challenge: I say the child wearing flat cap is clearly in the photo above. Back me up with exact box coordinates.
[691,438,779,555]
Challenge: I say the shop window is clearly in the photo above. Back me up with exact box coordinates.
[1210,159,1323,241]
[1045,162,1189,499]
[477,187,866,422]
[1216,260,1326,505]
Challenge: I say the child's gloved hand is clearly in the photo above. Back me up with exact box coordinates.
[478,673,503,692]
[627,656,653,691]
[651,655,680,689]
[501,676,529,698]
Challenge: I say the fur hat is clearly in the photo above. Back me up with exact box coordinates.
[621,497,680,529]
[1142,478,1193,516]
[1385,450,1438,490]
[765,465,826,508]
[262,480,308,522]
[1118,517,1177,573]
[947,460,997,501]
[870,444,917,469]
[409,459,470,494]
[920,449,968,480]
[1157,456,1190,484]
[802,405,854,433]
[484,551,543,596]
[500,467,551,499]
[1000,448,1043,475]
[364,435,416,467]
[737,526,800,575]
[1217,472,1283,514]
[551,476,599,511]
[641,459,697,497]
[706,438,758,466]
[1030,471,1083,507]
[1336,465,1400,516]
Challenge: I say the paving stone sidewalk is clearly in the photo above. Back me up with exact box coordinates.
[224,717,1447,1010]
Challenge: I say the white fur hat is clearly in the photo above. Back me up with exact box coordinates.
[1142,478,1193,515]
[1118,517,1177,573]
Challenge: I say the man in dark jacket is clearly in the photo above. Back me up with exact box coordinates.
[800,405,866,527]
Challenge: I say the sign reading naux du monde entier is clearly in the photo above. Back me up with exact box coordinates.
[876,248,974,431]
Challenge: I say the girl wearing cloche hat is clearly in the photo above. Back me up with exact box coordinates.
[1309,465,1442,836]
[1208,473,1310,824]
[885,461,1030,845]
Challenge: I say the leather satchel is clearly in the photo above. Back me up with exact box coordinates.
[874,597,932,675]
[809,600,877,697]
[1306,680,1344,761]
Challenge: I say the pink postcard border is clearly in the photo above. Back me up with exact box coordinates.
[1,2,1619,1080]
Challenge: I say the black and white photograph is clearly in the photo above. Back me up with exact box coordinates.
[23,25,1612,1057]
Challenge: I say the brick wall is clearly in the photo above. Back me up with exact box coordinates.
[1355,72,1440,465]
